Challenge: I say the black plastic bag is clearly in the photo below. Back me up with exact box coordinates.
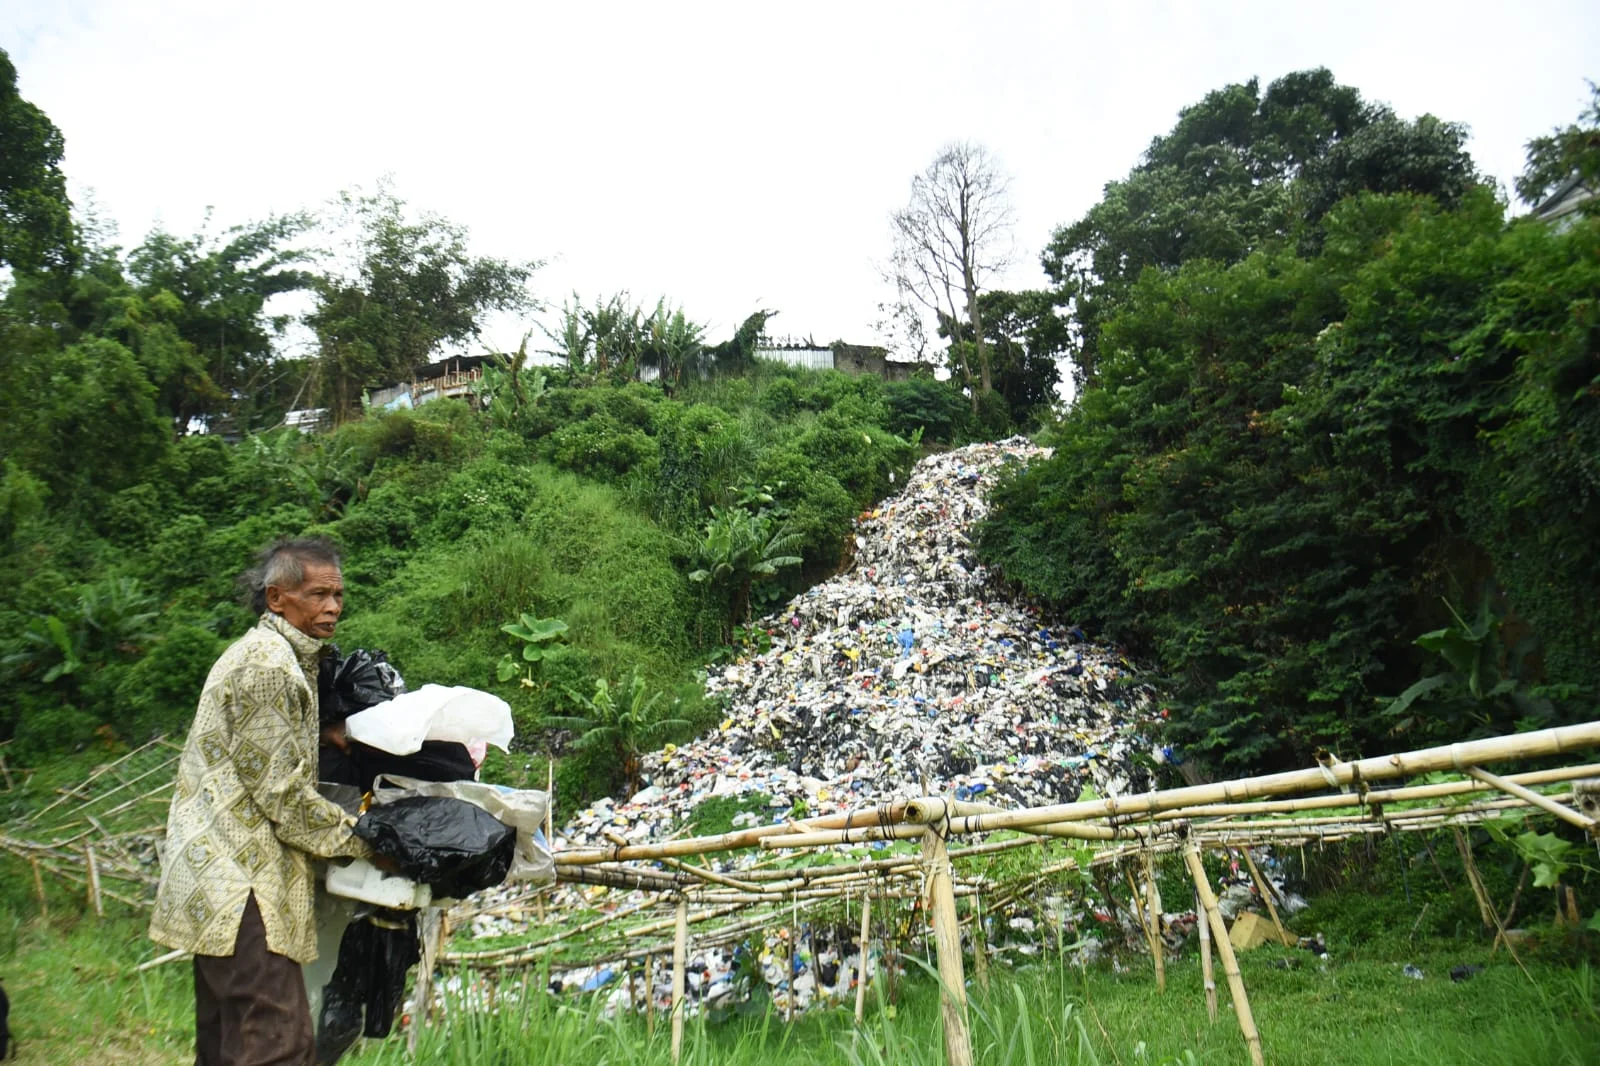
[354,796,515,898]
[321,740,477,792]
[318,647,406,725]
[315,912,420,1064]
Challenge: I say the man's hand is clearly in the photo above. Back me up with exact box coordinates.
[370,853,403,875]
[319,720,350,753]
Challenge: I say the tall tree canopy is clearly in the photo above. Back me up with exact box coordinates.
[0,48,75,277]
[1044,68,1480,383]
[982,76,1599,774]
[309,188,539,418]
[1515,82,1600,206]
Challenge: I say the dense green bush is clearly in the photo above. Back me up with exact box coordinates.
[980,191,1599,771]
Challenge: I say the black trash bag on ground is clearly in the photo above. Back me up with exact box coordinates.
[321,740,477,793]
[315,911,420,1064]
[354,796,515,898]
[318,646,406,726]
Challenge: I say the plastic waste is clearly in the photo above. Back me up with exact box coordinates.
[344,684,513,755]
[318,647,406,725]
[325,858,432,909]
[315,912,420,1064]
[371,775,555,886]
[321,739,478,793]
[354,796,516,899]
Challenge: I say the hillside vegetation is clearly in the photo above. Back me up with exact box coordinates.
[978,77,1600,772]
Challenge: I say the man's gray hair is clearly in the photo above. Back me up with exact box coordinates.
[241,537,342,615]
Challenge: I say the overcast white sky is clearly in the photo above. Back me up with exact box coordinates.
[5,1,1597,359]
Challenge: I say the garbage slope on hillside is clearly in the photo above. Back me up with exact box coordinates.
[561,437,1159,849]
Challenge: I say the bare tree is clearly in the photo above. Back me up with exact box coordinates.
[888,141,1014,405]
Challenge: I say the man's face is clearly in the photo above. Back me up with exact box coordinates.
[266,562,344,640]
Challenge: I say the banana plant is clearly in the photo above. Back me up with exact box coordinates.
[546,669,688,794]
[687,505,803,643]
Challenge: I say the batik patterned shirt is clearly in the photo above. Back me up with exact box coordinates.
[149,611,370,964]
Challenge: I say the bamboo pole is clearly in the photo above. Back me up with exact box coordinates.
[1465,767,1599,835]
[758,822,925,850]
[557,802,908,865]
[134,948,189,973]
[939,724,1600,838]
[671,898,688,1065]
[448,898,656,962]
[85,843,103,917]
[969,891,990,990]
[1149,763,1600,821]
[1145,850,1165,992]
[1191,793,1550,833]
[922,828,973,1066]
[31,858,47,920]
[907,796,1155,842]
[1196,885,1216,1023]
[1493,864,1531,955]
[854,892,872,1026]
[1452,827,1495,932]
[1184,842,1264,1066]
[1238,848,1290,947]
[1124,864,1163,991]
[545,760,555,843]
[645,953,656,1036]
[1453,828,1534,983]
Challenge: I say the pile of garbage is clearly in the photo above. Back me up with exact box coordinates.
[559,437,1161,851]
[471,439,1195,1015]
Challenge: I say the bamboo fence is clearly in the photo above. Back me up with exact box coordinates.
[8,724,1600,1065]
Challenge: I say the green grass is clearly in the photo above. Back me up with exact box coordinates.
[6,901,1596,1066]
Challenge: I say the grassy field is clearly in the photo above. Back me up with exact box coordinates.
[4,901,1597,1066]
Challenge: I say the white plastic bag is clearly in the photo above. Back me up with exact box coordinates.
[344,684,513,755]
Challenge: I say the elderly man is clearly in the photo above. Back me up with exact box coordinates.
[150,538,373,1066]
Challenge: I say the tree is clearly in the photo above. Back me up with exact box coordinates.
[966,289,1067,425]
[1516,82,1600,206]
[888,141,1014,407]
[116,214,320,429]
[308,187,539,419]
[0,49,75,277]
[1043,69,1479,384]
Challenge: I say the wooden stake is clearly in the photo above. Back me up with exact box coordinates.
[31,858,47,921]
[85,843,103,917]
[1452,828,1495,932]
[1184,842,1264,1066]
[922,828,973,1066]
[670,898,688,1065]
[1124,865,1164,992]
[1493,863,1530,954]
[1196,885,1217,1023]
[969,891,990,990]
[409,908,443,1053]
[1238,848,1290,946]
[854,892,872,1026]
[1145,850,1166,993]
[645,953,656,1036]
[545,760,555,842]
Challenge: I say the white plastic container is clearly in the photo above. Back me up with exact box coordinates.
[325,858,432,910]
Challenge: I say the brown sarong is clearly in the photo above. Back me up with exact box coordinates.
[193,893,314,1066]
